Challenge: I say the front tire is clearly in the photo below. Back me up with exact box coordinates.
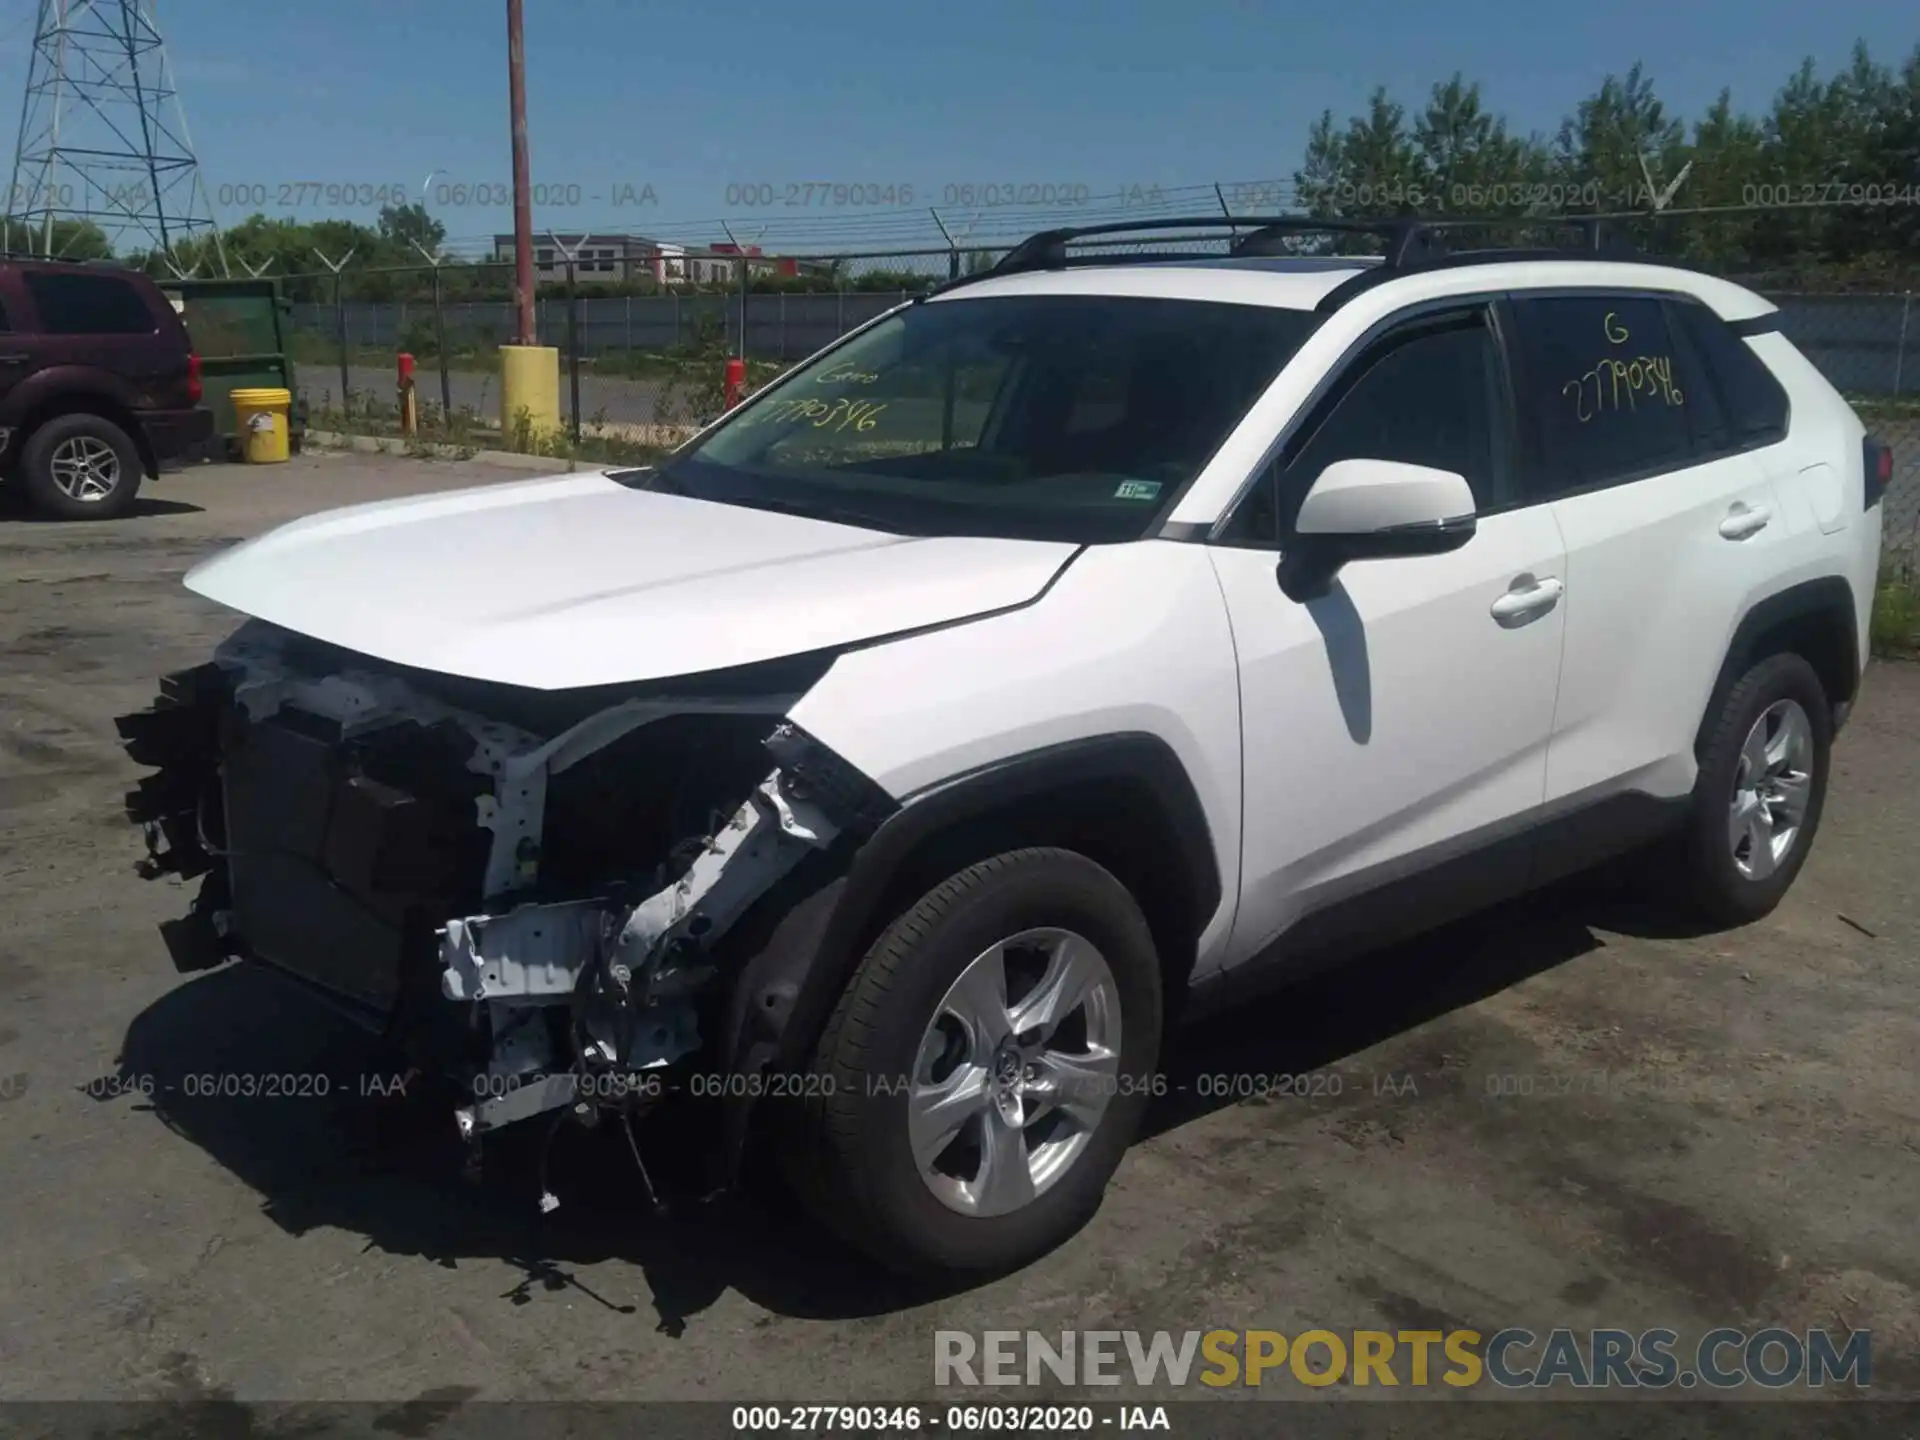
[1679,652,1831,925]
[789,848,1163,1278]
[20,413,144,519]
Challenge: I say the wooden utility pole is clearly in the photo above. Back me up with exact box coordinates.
[506,0,535,345]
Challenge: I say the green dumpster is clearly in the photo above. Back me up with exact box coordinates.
[161,277,307,460]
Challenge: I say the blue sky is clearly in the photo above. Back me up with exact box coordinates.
[0,0,1912,254]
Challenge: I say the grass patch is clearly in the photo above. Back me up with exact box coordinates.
[1871,562,1920,659]
[1850,394,1920,423]
[308,390,680,470]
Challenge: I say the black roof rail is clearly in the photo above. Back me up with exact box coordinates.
[917,212,1653,304]
[921,215,1430,299]
[1312,220,1648,311]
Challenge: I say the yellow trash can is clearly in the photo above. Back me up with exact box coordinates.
[230,387,293,464]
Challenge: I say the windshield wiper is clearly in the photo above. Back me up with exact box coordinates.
[616,466,904,532]
[719,494,903,533]
[610,466,689,494]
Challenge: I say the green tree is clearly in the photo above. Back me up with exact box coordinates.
[1290,88,1429,254]
[1680,88,1770,266]
[0,216,113,260]
[1288,46,1918,280]
[377,201,446,255]
[1552,60,1688,254]
[1877,45,1920,261]
[1413,75,1548,211]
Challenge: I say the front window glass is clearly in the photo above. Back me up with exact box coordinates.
[624,293,1318,542]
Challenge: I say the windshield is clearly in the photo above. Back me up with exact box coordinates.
[621,293,1318,543]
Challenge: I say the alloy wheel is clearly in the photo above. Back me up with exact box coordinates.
[49,436,122,503]
[1728,698,1814,881]
[908,927,1122,1218]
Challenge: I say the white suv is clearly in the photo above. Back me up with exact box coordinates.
[120,218,1889,1277]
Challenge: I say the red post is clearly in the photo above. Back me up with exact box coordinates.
[397,352,418,435]
[724,356,745,410]
[506,0,536,347]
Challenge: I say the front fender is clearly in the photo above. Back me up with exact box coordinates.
[715,542,1245,1175]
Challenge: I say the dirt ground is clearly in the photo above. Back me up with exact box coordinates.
[1,453,1916,1418]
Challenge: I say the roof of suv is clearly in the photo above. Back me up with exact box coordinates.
[927,253,1779,324]
[918,218,1780,324]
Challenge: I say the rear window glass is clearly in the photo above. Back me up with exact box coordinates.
[1510,294,1698,495]
[24,272,157,335]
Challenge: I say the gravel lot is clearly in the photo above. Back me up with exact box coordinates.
[1,453,1917,1420]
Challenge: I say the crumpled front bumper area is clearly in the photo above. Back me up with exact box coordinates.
[118,651,511,1031]
[115,621,892,1151]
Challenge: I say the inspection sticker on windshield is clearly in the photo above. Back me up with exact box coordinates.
[1113,479,1163,501]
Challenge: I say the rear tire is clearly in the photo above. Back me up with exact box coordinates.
[20,413,143,520]
[787,848,1163,1278]
[1677,652,1831,926]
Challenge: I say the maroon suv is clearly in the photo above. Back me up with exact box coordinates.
[0,258,212,519]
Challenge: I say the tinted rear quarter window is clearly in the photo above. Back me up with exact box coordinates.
[1667,301,1790,449]
[23,272,157,335]
[1511,294,1696,497]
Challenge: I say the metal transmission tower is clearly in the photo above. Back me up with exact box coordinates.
[6,0,224,271]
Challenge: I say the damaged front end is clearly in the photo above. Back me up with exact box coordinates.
[116,620,893,1194]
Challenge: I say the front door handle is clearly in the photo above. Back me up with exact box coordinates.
[1719,503,1773,540]
[1490,575,1564,626]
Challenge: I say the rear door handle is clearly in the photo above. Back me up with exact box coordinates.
[1719,503,1773,540]
[1490,575,1564,626]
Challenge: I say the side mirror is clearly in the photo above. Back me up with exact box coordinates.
[1278,458,1477,602]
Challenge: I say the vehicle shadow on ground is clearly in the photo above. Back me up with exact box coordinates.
[112,860,1714,1333]
[1144,860,1721,1136]
[0,493,205,521]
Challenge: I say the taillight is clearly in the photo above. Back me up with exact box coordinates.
[186,353,203,406]
[1863,435,1892,510]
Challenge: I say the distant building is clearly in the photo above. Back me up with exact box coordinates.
[489,234,825,286]
[643,241,751,286]
[491,233,647,282]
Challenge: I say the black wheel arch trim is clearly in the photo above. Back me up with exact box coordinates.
[714,729,1222,1176]
[1696,576,1859,755]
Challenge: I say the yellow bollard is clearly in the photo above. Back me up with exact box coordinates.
[498,345,560,446]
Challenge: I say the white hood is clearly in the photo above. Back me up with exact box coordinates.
[185,471,1079,690]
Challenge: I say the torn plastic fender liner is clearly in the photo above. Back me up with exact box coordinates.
[447,758,864,1138]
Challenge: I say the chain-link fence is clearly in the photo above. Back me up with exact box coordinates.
[1868,409,1920,565]
[274,227,1920,557]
